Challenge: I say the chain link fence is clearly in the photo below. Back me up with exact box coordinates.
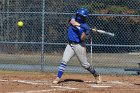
[0,0,140,74]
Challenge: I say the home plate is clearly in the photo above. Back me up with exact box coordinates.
[89,84,111,88]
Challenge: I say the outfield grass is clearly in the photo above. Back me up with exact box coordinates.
[0,53,139,68]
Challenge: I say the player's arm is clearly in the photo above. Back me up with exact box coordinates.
[80,32,86,41]
[69,18,87,41]
[70,18,98,33]
[69,18,80,27]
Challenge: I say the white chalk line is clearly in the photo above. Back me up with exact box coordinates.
[0,79,50,85]
[0,79,9,82]
[88,80,138,88]
[88,82,112,88]
[106,81,135,86]
[7,89,56,93]
[51,85,78,90]
[85,80,112,88]
[89,84,111,88]
[84,80,93,83]
[13,80,49,85]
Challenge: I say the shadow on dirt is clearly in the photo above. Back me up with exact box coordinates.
[60,79,84,83]
[134,83,140,86]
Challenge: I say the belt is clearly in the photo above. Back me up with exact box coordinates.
[68,41,80,44]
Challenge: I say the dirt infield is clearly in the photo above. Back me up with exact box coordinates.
[0,71,139,93]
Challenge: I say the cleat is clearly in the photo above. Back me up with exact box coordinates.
[53,77,61,84]
[94,75,101,84]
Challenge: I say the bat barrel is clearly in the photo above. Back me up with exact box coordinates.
[97,30,115,37]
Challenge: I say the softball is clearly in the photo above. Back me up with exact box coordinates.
[17,21,24,27]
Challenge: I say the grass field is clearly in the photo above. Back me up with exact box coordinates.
[0,53,139,68]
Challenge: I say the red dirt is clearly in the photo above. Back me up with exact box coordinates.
[0,71,139,93]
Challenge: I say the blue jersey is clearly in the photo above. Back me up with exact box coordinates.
[68,17,90,43]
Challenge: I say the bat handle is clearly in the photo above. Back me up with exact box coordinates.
[89,28,97,32]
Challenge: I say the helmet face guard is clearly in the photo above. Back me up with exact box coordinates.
[76,8,89,23]
[76,14,86,23]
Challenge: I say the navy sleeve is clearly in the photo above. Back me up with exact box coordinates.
[80,24,90,31]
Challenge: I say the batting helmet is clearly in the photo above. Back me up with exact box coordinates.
[76,8,89,17]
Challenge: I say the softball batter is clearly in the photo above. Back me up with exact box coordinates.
[53,8,101,84]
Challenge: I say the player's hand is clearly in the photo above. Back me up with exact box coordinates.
[92,28,99,35]
[92,28,98,32]
[92,28,97,32]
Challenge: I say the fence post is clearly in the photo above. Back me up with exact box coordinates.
[40,0,45,71]
[90,37,93,69]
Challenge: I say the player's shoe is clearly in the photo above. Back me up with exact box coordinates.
[53,77,60,84]
[94,75,101,84]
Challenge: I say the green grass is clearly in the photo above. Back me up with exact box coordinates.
[0,53,139,68]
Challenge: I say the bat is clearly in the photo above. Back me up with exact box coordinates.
[96,30,115,37]
[74,23,115,36]
[91,29,115,37]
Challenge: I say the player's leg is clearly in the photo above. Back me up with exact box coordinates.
[74,44,101,83]
[74,44,98,75]
[53,44,75,84]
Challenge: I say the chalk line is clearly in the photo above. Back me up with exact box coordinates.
[51,85,78,90]
[7,89,56,93]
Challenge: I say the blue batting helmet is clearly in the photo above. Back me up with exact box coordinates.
[76,8,89,17]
